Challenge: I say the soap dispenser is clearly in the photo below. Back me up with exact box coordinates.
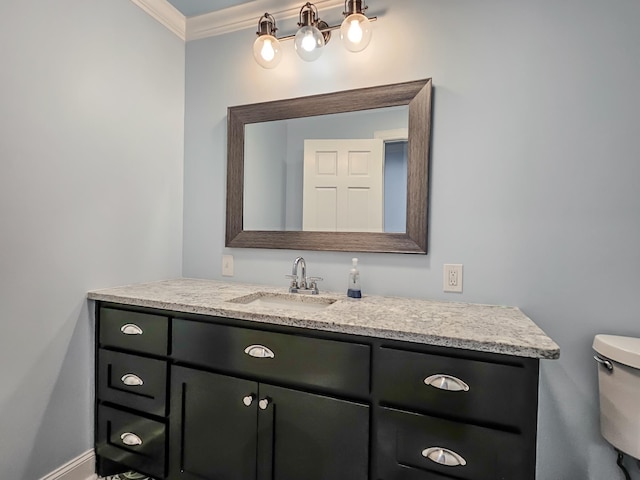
[347,258,362,299]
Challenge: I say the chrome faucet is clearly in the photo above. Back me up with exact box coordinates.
[287,256,322,294]
[292,256,307,289]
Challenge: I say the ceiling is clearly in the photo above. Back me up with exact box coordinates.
[166,0,267,18]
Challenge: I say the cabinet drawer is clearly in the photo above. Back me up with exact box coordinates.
[377,407,531,480]
[376,347,530,428]
[172,319,371,396]
[99,308,168,356]
[96,405,166,479]
[98,349,167,416]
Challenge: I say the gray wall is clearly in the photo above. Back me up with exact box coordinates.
[0,1,184,479]
[183,0,640,479]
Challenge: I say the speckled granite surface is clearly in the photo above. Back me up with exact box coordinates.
[88,278,559,360]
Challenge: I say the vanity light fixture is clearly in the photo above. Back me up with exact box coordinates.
[294,2,329,62]
[253,0,376,69]
[341,0,373,52]
[253,13,283,69]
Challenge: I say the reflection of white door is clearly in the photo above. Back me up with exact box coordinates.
[303,139,384,232]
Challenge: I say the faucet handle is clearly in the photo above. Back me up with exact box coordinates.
[285,274,298,288]
[307,276,323,293]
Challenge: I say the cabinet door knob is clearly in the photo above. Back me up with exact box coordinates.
[259,398,270,410]
[244,345,275,359]
[120,323,143,335]
[121,374,144,386]
[422,447,467,467]
[243,394,255,407]
[424,374,470,392]
[120,432,143,446]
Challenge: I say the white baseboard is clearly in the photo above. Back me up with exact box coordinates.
[39,449,96,480]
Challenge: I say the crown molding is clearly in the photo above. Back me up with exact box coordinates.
[130,0,345,42]
[186,0,344,41]
[130,0,186,40]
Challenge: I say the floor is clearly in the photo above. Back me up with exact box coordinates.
[98,473,153,480]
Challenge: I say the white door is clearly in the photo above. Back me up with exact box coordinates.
[303,139,384,232]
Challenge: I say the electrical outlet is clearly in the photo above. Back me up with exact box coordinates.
[222,255,234,277]
[443,264,463,293]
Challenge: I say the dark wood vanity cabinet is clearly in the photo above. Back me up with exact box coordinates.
[374,347,539,480]
[95,308,170,478]
[94,302,540,480]
[168,318,370,480]
[169,367,369,480]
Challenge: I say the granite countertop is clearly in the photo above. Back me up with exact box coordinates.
[87,278,559,360]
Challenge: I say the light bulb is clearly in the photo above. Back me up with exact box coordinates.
[347,19,363,44]
[253,34,282,69]
[301,32,317,52]
[340,13,372,52]
[261,39,276,61]
[294,25,325,62]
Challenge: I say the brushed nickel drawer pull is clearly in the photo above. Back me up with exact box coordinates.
[121,374,144,386]
[422,447,467,467]
[424,374,470,392]
[120,323,143,335]
[244,345,275,359]
[120,432,143,446]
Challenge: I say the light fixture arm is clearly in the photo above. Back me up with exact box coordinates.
[278,17,377,42]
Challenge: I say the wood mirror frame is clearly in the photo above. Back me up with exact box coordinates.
[226,78,432,254]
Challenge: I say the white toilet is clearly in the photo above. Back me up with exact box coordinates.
[593,334,640,460]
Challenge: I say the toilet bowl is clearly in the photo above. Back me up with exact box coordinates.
[593,334,640,459]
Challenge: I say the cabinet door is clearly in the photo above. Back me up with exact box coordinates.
[170,366,258,480]
[257,384,369,480]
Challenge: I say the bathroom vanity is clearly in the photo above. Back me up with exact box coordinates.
[89,278,559,480]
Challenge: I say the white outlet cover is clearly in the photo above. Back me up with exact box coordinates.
[443,264,463,293]
[222,255,234,277]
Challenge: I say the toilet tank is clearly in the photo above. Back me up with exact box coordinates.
[593,334,640,459]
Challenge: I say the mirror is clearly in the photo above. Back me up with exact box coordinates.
[226,78,432,254]
[243,105,409,233]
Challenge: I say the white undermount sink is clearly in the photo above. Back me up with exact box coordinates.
[228,292,336,312]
